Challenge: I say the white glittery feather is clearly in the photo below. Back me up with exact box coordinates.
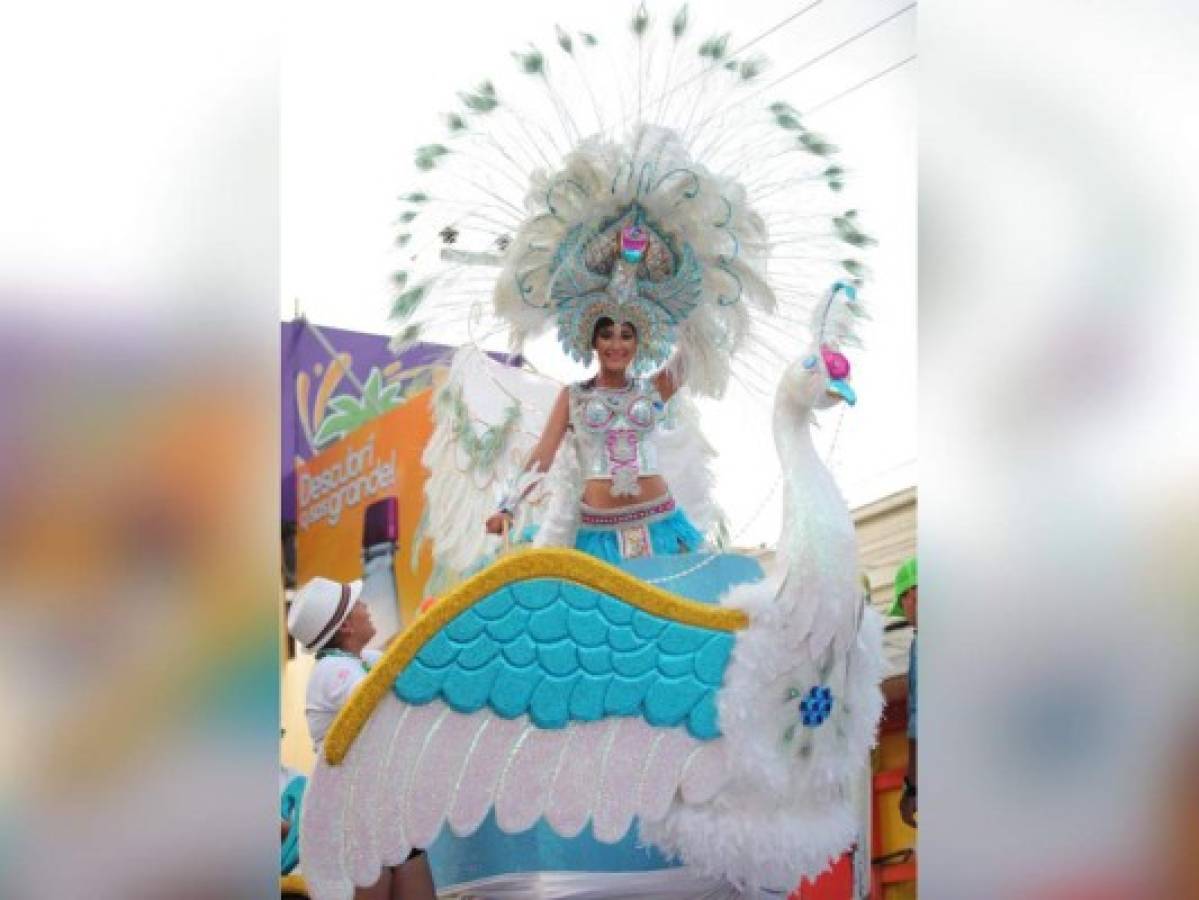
[446,711,525,836]
[542,718,610,837]
[378,702,444,863]
[636,727,697,821]
[404,705,488,849]
[301,698,718,898]
[593,717,660,842]
[494,725,568,833]
[296,742,350,899]
[343,691,400,884]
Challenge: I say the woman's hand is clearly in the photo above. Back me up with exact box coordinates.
[484,511,512,535]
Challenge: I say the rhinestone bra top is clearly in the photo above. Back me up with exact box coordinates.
[568,378,664,497]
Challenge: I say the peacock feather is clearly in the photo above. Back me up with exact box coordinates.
[385,4,874,401]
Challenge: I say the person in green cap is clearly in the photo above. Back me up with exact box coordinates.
[891,556,918,828]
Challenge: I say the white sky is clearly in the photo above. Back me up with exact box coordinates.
[282,0,916,546]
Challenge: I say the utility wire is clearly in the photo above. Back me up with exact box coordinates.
[632,0,825,115]
[728,0,825,59]
[805,53,916,116]
[747,2,916,103]
[694,2,916,127]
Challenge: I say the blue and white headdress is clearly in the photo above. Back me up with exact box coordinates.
[388,6,873,399]
[548,206,702,372]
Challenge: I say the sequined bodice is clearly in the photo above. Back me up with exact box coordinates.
[569,378,663,497]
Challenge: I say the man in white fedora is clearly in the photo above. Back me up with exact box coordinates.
[287,576,380,753]
[287,576,436,899]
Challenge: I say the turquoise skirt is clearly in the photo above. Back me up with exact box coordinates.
[573,495,703,564]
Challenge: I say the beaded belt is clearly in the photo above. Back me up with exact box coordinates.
[578,495,676,530]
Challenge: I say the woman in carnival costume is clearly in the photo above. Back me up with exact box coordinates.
[483,218,704,565]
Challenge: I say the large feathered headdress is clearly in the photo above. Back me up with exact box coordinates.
[388,5,873,399]
[547,205,703,373]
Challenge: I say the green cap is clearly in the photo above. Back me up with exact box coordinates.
[889,557,918,618]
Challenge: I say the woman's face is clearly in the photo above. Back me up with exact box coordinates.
[594,321,637,374]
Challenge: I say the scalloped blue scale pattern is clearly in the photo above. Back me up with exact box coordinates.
[393,577,736,740]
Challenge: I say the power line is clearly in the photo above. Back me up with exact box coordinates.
[698,2,916,126]
[634,0,825,114]
[804,53,916,116]
[749,2,916,101]
[728,0,825,59]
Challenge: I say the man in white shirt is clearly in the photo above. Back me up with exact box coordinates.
[296,583,383,752]
[288,577,435,900]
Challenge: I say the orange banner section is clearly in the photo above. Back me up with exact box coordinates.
[295,390,435,627]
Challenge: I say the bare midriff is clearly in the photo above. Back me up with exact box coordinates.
[581,475,670,509]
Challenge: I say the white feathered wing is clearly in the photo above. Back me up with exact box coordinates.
[421,346,566,575]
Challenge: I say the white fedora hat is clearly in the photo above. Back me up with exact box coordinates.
[287,577,363,651]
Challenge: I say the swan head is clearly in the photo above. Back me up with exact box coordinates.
[797,345,856,409]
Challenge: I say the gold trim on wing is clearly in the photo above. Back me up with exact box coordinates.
[280,873,308,897]
[322,547,748,765]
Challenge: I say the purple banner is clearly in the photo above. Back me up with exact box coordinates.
[281,320,456,523]
[281,320,516,523]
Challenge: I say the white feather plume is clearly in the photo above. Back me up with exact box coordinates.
[387,10,868,406]
[421,346,563,573]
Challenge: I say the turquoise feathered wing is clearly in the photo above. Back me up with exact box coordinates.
[394,576,732,740]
